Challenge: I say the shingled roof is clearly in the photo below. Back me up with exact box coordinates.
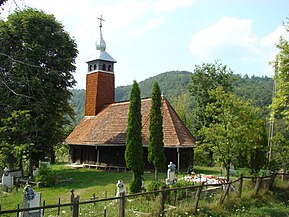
[65,97,196,148]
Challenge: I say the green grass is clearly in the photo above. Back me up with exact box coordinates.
[193,165,222,176]
[1,164,288,217]
[0,164,166,210]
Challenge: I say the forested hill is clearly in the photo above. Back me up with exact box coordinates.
[116,71,192,102]
[69,71,273,124]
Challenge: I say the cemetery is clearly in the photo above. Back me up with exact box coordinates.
[0,163,288,216]
[0,3,289,217]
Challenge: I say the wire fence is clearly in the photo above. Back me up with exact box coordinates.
[0,173,287,217]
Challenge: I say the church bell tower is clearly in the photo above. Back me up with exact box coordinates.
[85,15,117,116]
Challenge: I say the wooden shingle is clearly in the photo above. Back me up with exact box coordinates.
[65,96,196,148]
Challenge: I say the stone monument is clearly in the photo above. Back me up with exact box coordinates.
[21,184,42,217]
[2,167,14,191]
[166,162,176,185]
[116,180,126,197]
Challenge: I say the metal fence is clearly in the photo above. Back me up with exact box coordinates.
[0,173,287,217]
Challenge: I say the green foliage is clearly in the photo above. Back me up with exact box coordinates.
[171,92,194,132]
[193,144,212,166]
[55,144,70,163]
[69,89,85,124]
[233,74,273,118]
[115,71,192,102]
[129,173,142,193]
[35,163,56,187]
[269,19,289,172]
[171,179,191,188]
[125,80,144,193]
[0,8,78,165]
[189,61,235,142]
[0,110,35,171]
[271,124,289,171]
[148,81,166,180]
[147,180,166,192]
[201,87,267,179]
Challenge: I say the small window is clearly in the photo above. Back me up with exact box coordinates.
[89,65,92,71]
[102,64,106,71]
[94,64,97,70]
[108,65,111,71]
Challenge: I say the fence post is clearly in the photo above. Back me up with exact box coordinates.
[119,192,125,217]
[159,186,165,216]
[193,182,203,214]
[57,198,61,216]
[70,189,75,211]
[238,174,243,198]
[253,177,262,196]
[268,173,277,190]
[16,204,20,217]
[91,193,97,206]
[219,183,230,204]
[103,206,107,217]
[42,200,46,216]
[72,195,80,217]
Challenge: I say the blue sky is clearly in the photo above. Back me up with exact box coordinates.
[2,0,289,89]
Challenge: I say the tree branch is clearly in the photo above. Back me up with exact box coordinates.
[0,52,48,70]
[1,80,32,98]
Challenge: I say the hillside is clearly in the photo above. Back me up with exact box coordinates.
[69,71,273,125]
[116,70,192,102]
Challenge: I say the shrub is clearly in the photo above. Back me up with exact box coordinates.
[35,163,56,187]
[169,180,193,201]
[55,144,70,163]
[147,180,167,192]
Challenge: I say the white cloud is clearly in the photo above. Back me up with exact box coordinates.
[189,16,289,77]
[154,0,193,13]
[189,16,258,58]
[130,16,164,37]
[260,25,286,47]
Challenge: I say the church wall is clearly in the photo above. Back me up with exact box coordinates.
[70,145,194,170]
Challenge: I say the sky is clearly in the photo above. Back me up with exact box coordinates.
[2,0,289,89]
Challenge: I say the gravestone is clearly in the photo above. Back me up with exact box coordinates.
[116,180,126,197]
[21,184,42,217]
[166,162,176,185]
[2,167,14,191]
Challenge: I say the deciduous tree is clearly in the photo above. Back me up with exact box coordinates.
[201,87,267,180]
[0,8,78,170]
[189,61,235,165]
[269,18,289,171]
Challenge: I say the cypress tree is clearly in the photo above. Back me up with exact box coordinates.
[148,81,166,181]
[125,80,144,193]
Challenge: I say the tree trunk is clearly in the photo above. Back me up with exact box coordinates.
[50,149,56,164]
[209,151,214,166]
[155,168,158,181]
[226,166,230,181]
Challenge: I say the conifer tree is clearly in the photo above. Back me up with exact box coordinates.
[148,81,166,181]
[125,80,144,193]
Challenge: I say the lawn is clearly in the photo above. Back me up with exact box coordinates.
[1,164,288,216]
[0,164,167,210]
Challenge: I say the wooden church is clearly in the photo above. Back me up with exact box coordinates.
[65,17,196,171]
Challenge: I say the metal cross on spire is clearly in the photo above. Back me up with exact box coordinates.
[97,15,105,28]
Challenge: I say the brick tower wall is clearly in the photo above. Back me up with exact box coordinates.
[85,71,115,116]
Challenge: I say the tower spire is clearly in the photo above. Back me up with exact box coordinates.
[96,15,106,51]
[85,14,116,116]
